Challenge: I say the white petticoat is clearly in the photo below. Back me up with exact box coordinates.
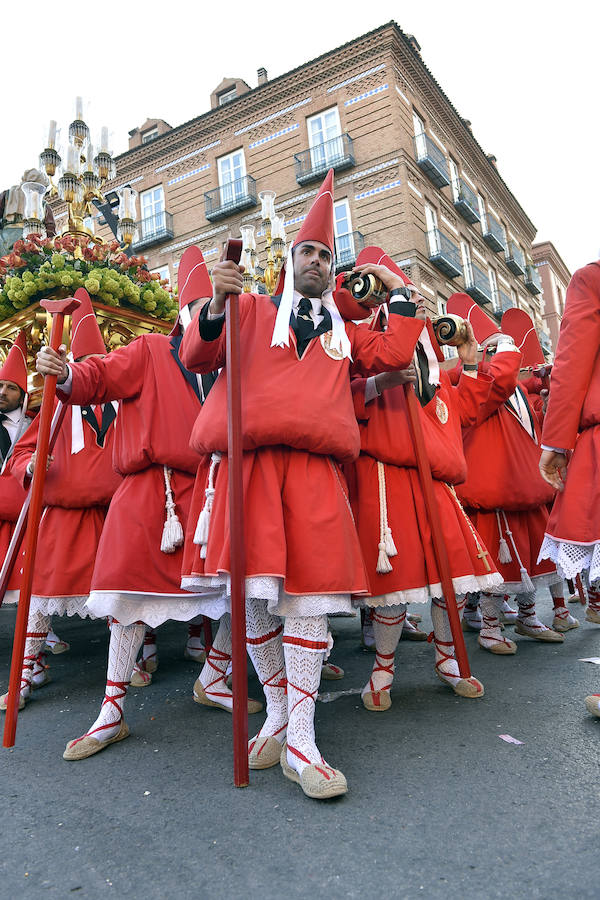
[85,589,224,628]
[30,594,94,618]
[538,535,600,582]
[180,573,355,618]
[355,571,503,608]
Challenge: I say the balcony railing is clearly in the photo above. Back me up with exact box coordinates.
[427,228,462,278]
[131,211,174,251]
[525,264,542,295]
[539,329,552,356]
[294,134,354,185]
[481,214,506,253]
[453,178,480,225]
[465,263,493,305]
[413,134,450,188]
[335,231,364,271]
[204,175,257,221]
[505,240,526,276]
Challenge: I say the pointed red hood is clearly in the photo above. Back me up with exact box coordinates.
[0,330,28,394]
[71,289,106,359]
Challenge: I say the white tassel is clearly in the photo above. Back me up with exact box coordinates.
[384,526,398,558]
[496,510,512,563]
[193,453,221,551]
[161,466,184,554]
[500,509,534,591]
[377,541,393,574]
[519,567,535,593]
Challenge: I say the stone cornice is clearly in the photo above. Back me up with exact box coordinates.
[531,241,572,283]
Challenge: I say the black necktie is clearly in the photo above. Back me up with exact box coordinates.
[292,298,331,358]
[413,344,437,407]
[0,413,12,460]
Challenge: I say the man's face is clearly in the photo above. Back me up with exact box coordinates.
[0,381,23,413]
[293,240,333,298]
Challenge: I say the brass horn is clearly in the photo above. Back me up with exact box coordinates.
[432,314,469,346]
[341,272,388,308]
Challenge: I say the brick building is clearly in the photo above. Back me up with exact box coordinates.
[57,21,550,344]
[531,241,571,354]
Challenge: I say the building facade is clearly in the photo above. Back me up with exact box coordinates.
[53,22,550,344]
[532,241,571,354]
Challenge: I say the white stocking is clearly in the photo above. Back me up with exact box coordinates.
[283,615,328,775]
[141,627,158,669]
[21,600,51,699]
[431,595,466,681]
[362,604,406,697]
[81,622,145,743]
[245,598,287,743]
[516,592,549,632]
[199,614,233,708]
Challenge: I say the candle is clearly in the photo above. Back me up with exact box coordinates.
[259,190,276,221]
[86,142,94,172]
[48,120,57,149]
[100,126,109,152]
[118,186,137,220]
[66,143,81,175]
[75,96,83,120]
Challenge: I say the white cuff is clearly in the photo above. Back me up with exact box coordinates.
[364,376,380,404]
[495,337,518,354]
[59,365,73,394]
[541,444,566,454]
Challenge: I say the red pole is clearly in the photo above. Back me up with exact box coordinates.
[0,402,68,609]
[224,240,248,788]
[403,384,471,678]
[3,297,80,747]
[575,573,587,606]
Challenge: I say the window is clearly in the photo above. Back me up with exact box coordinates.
[461,241,473,285]
[477,195,488,233]
[510,288,518,308]
[413,111,426,158]
[151,265,170,284]
[217,149,246,207]
[333,199,354,264]
[142,128,158,144]
[218,87,237,106]
[307,107,343,169]
[140,185,165,236]
[425,205,439,255]
[488,268,499,310]
[449,159,460,202]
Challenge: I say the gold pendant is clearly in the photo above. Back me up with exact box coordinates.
[320,331,343,360]
[436,396,449,424]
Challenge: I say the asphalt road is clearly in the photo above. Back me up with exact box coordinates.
[1,587,599,900]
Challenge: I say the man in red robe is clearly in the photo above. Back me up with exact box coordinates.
[180,170,424,799]
[35,249,234,759]
[1,290,122,710]
[538,260,600,718]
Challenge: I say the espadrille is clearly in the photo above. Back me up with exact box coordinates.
[192,678,263,714]
[585,608,600,625]
[248,735,284,769]
[514,622,564,642]
[280,744,347,800]
[184,646,206,664]
[477,635,517,655]
[44,633,70,654]
[0,691,26,711]
[130,664,152,688]
[584,695,600,718]
[401,619,427,641]
[321,662,344,680]
[552,614,579,632]
[362,690,391,711]
[63,720,130,761]
[435,667,484,698]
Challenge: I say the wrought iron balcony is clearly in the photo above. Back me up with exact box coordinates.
[452,178,480,225]
[498,290,514,313]
[413,134,450,188]
[525,264,542,295]
[505,240,526,276]
[294,134,354,185]
[204,175,257,221]
[335,231,364,271]
[539,329,552,356]
[465,263,493,305]
[131,211,174,251]
[427,228,461,278]
[481,214,506,253]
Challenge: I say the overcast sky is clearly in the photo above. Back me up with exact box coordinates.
[2,1,598,274]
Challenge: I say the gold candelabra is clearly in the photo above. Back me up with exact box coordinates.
[239,190,287,295]
[34,97,137,247]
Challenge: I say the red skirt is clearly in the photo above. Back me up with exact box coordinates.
[467,505,556,589]
[0,519,25,595]
[91,465,194,595]
[181,455,211,581]
[546,425,600,544]
[33,506,108,598]
[188,446,369,596]
[350,456,500,602]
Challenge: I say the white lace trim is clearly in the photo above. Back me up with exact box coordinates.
[30,594,94,619]
[181,574,354,617]
[488,570,561,596]
[538,534,600,582]
[86,590,223,628]
[355,572,503,608]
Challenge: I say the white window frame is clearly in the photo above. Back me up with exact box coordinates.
[307,106,343,169]
[142,128,158,144]
[425,205,439,256]
[217,149,247,207]
[477,195,488,233]
[461,240,473,286]
[413,111,426,158]
[218,87,237,106]
[510,288,518,309]
[488,267,499,310]
[449,159,460,202]
[333,198,354,264]
[140,185,165,237]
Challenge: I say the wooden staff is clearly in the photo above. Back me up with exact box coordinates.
[575,574,587,606]
[3,297,80,748]
[403,384,472,678]
[224,239,249,787]
[0,401,69,608]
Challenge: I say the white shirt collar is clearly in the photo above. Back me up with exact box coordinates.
[292,291,324,328]
[3,406,23,424]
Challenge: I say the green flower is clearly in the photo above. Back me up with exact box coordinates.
[85,278,100,294]
[51,254,65,270]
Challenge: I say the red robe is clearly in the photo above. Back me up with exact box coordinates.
[180,295,424,596]
[456,349,556,590]
[56,334,203,596]
[349,366,500,602]
[9,403,121,607]
[0,468,27,598]
[540,262,600,578]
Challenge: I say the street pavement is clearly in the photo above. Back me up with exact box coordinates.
[1,587,599,900]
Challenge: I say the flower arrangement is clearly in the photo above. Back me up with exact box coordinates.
[0,234,178,323]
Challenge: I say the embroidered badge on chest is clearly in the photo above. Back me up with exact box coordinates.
[436,396,449,424]
[320,331,343,360]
